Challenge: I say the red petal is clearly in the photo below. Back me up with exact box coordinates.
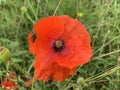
[34,54,76,82]
[29,16,64,55]
[1,78,17,90]
[54,15,92,69]
[28,16,64,55]
[55,39,92,69]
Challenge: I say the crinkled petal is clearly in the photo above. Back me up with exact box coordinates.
[28,16,65,55]
[54,15,92,69]
[34,53,76,82]
[55,38,92,69]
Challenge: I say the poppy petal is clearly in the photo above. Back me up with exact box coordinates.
[54,15,92,69]
[34,16,64,53]
[1,78,17,90]
[55,37,92,69]
[34,54,76,81]
[28,16,65,55]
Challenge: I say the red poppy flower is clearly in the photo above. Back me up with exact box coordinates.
[1,71,18,90]
[28,15,92,81]
[1,78,17,90]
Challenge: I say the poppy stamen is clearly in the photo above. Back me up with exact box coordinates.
[53,40,64,52]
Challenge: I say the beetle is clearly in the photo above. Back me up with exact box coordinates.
[30,30,36,42]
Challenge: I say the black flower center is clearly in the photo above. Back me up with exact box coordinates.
[53,39,64,52]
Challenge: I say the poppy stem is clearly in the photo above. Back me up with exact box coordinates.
[6,61,10,71]
[25,13,35,24]
[85,65,120,82]
[26,0,38,20]
[10,59,28,75]
[31,78,35,90]
[27,61,34,73]
[53,0,62,15]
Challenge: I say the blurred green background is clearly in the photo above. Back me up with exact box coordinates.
[0,0,120,90]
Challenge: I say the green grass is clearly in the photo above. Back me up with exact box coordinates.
[0,0,120,90]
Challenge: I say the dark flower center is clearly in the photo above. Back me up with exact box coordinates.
[53,40,64,52]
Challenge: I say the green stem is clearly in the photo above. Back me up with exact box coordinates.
[27,61,34,73]
[15,13,23,40]
[85,65,120,82]
[25,13,35,24]
[10,60,27,75]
